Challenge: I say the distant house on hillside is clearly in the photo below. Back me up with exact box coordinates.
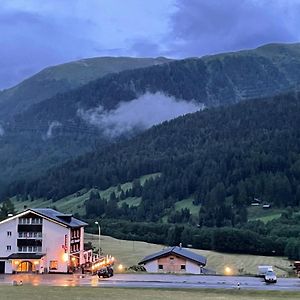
[138,245,207,274]
[263,204,271,209]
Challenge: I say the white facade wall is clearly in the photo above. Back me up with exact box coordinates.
[0,218,18,273]
[186,260,201,274]
[79,227,84,263]
[144,260,158,273]
[143,259,203,274]
[0,211,86,274]
[42,219,70,273]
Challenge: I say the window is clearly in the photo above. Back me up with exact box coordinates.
[181,265,186,270]
[7,231,12,237]
[6,245,11,251]
[49,261,58,270]
[158,264,163,270]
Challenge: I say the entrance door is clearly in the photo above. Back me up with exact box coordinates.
[0,261,5,274]
[17,261,34,272]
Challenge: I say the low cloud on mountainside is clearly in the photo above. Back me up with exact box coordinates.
[44,121,62,139]
[0,125,4,136]
[78,92,204,138]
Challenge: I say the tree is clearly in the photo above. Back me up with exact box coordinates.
[0,199,16,220]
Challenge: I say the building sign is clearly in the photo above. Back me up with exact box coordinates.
[62,234,68,253]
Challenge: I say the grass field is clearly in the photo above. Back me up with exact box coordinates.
[174,198,199,216]
[0,286,299,300]
[247,206,286,223]
[11,173,161,215]
[85,234,292,276]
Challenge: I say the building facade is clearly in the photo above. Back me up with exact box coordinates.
[138,246,207,274]
[0,208,88,274]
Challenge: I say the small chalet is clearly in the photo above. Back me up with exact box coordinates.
[138,245,207,274]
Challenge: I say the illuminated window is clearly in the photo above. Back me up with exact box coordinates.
[49,260,58,270]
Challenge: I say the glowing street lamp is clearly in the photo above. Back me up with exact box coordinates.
[94,221,101,258]
[225,266,232,275]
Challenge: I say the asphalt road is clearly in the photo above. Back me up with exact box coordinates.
[1,273,300,291]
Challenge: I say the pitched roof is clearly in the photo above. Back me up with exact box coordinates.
[138,246,207,266]
[31,208,88,228]
[0,208,88,228]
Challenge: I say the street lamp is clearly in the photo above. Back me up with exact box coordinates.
[94,221,101,258]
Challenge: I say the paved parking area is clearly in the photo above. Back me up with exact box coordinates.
[1,273,300,291]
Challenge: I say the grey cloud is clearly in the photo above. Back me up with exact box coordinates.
[45,121,62,139]
[78,92,204,138]
[0,9,100,89]
[0,124,4,136]
[166,0,300,57]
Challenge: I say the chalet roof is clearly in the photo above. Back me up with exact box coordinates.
[0,208,88,228]
[31,208,88,228]
[138,246,207,266]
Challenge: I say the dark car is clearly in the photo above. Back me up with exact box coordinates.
[264,270,277,283]
[97,266,114,278]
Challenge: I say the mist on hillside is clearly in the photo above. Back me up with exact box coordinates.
[77,92,205,138]
[44,121,62,139]
[0,124,4,136]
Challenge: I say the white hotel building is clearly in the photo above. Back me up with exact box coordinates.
[0,208,88,274]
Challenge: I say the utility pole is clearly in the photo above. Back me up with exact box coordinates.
[94,221,101,258]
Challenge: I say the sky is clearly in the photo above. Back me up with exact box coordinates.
[0,0,300,90]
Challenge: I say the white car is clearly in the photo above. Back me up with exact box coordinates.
[264,270,277,283]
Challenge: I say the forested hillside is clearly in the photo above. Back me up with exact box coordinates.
[1,43,300,195]
[0,56,170,120]
[5,90,300,258]
[7,91,300,223]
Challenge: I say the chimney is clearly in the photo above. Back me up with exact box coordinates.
[179,243,182,250]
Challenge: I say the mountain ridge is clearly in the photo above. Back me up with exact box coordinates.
[1,43,300,194]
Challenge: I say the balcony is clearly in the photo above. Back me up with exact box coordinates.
[18,232,42,239]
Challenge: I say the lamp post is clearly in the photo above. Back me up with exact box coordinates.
[94,221,101,258]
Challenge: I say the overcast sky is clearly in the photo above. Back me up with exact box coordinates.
[1,0,300,89]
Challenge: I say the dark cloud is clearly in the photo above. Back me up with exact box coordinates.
[0,9,99,89]
[166,0,300,57]
[1,0,300,89]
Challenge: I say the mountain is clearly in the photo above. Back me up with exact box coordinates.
[0,56,171,120]
[1,43,300,191]
[7,90,300,222]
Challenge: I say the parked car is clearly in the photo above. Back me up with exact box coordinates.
[97,266,114,278]
[264,270,277,283]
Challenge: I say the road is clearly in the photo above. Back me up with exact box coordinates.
[1,273,300,291]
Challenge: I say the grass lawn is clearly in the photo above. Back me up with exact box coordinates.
[247,206,285,223]
[85,234,292,276]
[174,198,199,217]
[0,286,299,300]
[11,173,161,215]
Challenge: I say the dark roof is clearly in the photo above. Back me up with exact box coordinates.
[7,253,45,259]
[138,246,207,266]
[30,208,88,228]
